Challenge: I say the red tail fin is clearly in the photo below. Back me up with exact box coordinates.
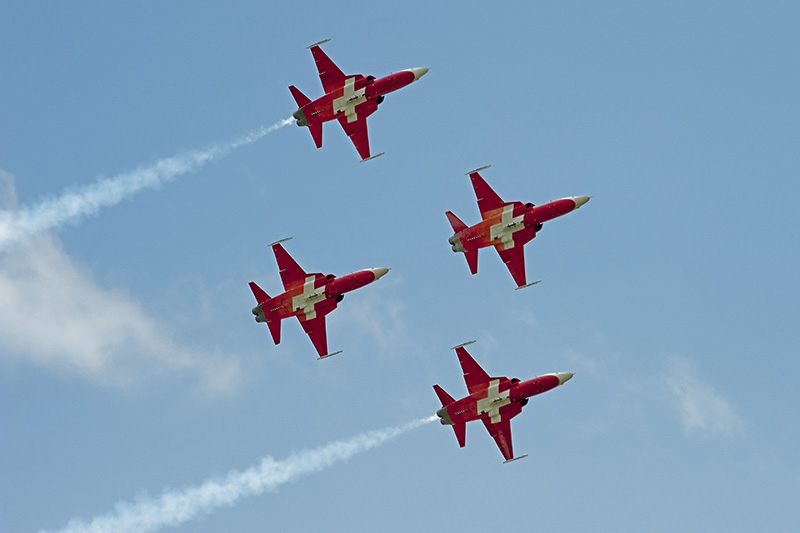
[445,211,468,233]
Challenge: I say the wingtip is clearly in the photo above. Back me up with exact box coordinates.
[307,38,331,49]
[515,280,542,290]
[268,237,293,247]
[465,165,491,175]
[451,340,477,350]
[360,152,385,163]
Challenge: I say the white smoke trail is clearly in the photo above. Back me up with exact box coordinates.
[43,415,437,533]
[0,117,293,252]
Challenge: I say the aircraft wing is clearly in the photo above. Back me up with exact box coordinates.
[481,402,523,462]
[469,171,506,219]
[455,345,493,395]
[310,44,346,94]
[297,299,338,358]
[495,227,536,288]
[495,242,527,288]
[272,243,309,291]
[337,100,378,160]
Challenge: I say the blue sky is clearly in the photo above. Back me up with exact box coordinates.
[1,2,798,531]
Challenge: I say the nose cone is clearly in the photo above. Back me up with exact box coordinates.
[409,67,429,81]
[572,196,590,209]
[370,267,390,281]
[555,372,574,385]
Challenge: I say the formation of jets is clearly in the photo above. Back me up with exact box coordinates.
[247,40,588,463]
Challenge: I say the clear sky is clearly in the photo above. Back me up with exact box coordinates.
[1,2,798,531]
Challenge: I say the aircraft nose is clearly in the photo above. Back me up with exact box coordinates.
[409,67,429,81]
[556,372,574,385]
[573,196,590,209]
[370,267,390,280]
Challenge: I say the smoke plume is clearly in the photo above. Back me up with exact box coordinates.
[43,416,437,533]
[0,118,293,252]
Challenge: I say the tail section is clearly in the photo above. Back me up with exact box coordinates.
[445,211,468,233]
[267,319,281,346]
[452,422,466,448]
[289,85,323,148]
[446,211,478,275]
[308,123,323,148]
[464,250,478,275]
[249,281,270,303]
[434,384,456,406]
[289,85,311,108]
[249,282,281,345]
[433,385,466,448]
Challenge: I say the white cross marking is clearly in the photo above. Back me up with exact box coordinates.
[292,275,326,320]
[490,205,525,250]
[476,379,511,424]
[333,77,366,123]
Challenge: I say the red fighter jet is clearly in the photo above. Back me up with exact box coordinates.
[248,238,389,359]
[289,39,428,161]
[433,341,573,463]
[446,166,590,289]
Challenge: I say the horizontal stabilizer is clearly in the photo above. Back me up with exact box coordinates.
[445,211,468,233]
[465,249,478,275]
[309,123,323,149]
[453,422,466,448]
[318,350,342,360]
[249,281,270,303]
[503,454,528,464]
[267,319,281,346]
[433,384,456,407]
[288,85,311,108]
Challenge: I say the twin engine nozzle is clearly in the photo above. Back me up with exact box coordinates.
[448,234,465,253]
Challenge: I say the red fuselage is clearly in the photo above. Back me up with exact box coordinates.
[438,374,566,426]
[294,70,422,127]
[450,197,584,254]
[253,268,385,324]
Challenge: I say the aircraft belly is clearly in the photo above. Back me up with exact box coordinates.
[475,380,511,424]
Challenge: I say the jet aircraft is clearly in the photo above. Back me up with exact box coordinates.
[248,238,389,359]
[433,341,573,463]
[445,166,590,289]
[289,39,428,161]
